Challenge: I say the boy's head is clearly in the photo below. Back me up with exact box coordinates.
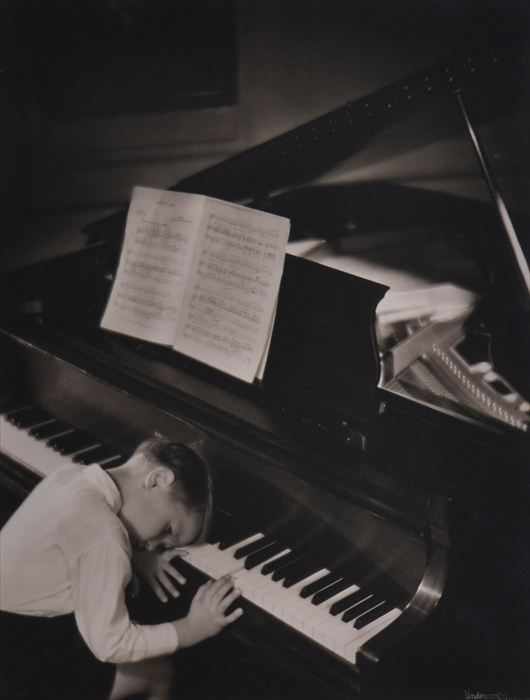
[113,437,213,550]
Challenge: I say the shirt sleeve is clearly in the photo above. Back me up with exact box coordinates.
[72,535,179,663]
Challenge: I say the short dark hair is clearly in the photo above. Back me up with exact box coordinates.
[135,437,213,542]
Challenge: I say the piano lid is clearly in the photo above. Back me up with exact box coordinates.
[41,36,530,438]
[84,39,525,247]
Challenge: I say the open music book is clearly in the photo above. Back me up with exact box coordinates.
[101,186,290,383]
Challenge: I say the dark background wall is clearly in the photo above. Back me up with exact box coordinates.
[2,0,529,268]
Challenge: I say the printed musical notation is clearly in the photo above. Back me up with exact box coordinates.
[101,188,201,345]
[174,198,289,380]
[101,186,290,382]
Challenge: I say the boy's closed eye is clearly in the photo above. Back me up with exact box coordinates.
[144,528,174,551]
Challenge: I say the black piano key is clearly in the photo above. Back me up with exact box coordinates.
[234,535,275,560]
[99,455,126,469]
[5,405,32,421]
[342,595,382,623]
[7,406,51,428]
[270,540,327,574]
[73,445,121,465]
[261,550,295,575]
[218,526,261,550]
[30,420,73,439]
[47,430,100,455]
[4,404,31,418]
[244,541,289,570]
[281,557,328,588]
[311,576,357,605]
[330,588,373,616]
[267,550,312,578]
[300,572,342,599]
[206,510,232,544]
[353,600,395,629]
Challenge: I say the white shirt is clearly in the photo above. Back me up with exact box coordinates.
[0,464,179,664]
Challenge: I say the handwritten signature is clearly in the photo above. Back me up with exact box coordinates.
[465,691,530,700]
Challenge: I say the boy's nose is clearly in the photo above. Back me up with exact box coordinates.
[161,535,179,548]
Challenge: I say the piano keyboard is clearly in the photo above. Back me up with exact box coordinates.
[0,405,126,479]
[0,403,402,665]
[181,531,402,664]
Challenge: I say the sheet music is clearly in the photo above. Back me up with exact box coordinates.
[101,187,203,344]
[174,197,290,382]
[256,300,277,381]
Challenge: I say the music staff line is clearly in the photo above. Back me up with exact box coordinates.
[189,296,261,326]
[200,248,274,274]
[125,249,184,266]
[197,259,268,285]
[138,214,193,225]
[110,302,176,323]
[204,232,264,255]
[192,291,264,317]
[196,269,268,299]
[132,240,189,254]
[116,282,178,300]
[187,309,258,340]
[182,322,254,356]
[208,214,281,241]
[193,284,265,313]
[114,294,178,316]
[123,261,180,278]
[135,227,189,239]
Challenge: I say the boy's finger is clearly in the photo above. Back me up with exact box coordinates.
[209,576,233,599]
[164,564,186,586]
[157,572,180,598]
[164,547,189,560]
[223,607,244,625]
[151,580,169,603]
[194,581,210,602]
[219,588,241,611]
[210,583,234,606]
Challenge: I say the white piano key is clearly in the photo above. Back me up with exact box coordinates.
[343,607,402,655]
[0,415,80,478]
[182,538,402,664]
[247,547,291,571]
[0,413,125,477]
[184,534,266,579]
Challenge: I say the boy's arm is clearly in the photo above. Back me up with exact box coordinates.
[73,536,179,664]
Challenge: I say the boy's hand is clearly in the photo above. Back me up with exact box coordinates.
[176,575,243,648]
[132,547,187,602]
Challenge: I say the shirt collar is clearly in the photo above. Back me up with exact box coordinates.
[82,464,122,514]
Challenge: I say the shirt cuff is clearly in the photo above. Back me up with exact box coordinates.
[141,621,179,658]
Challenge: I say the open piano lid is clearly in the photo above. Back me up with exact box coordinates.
[9,37,529,445]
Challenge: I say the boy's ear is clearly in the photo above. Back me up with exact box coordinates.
[143,467,176,490]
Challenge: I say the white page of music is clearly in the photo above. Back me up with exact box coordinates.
[101,187,204,345]
[173,197,290,383]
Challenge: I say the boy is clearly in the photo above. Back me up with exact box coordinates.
[0,436,243,700]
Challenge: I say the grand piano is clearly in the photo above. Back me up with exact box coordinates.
[1,37,530,699]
